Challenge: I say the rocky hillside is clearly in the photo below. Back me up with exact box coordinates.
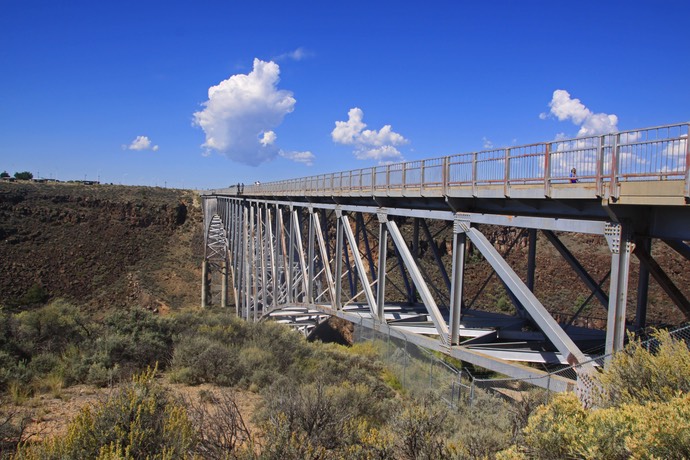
[0,182,203,313]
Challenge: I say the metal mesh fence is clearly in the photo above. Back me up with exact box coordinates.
[353,321,690,409]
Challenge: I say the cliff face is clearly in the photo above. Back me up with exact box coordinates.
[0,182,203,313]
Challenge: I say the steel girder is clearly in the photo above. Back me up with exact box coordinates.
[200,194,690,390]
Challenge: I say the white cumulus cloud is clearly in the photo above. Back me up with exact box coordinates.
[332,108,408,162]
[260,130,277,146]
[279,149,315,166]
[125,135,159,151]
[193,58,297,166]
[541,89,618,137]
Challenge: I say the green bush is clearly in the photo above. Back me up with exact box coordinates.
[502,330,690,459]
[596,329,690,407]
[15,367,196,460]
[393,395,455,460]
[15,300,89,356]
[170,335,241,386]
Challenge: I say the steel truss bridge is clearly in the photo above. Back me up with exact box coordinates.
[201,122,690,392]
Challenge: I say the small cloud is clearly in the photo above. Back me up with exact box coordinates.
[259,131,277,146]
[332,108,408,163]
[274,47,313,62]
[482,137,494,149]
[541,89,618,137]
[193,59,296,166]
[279,149,315,166]
[125,135,159,151]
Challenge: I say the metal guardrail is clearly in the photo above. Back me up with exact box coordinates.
[240,122,689,199]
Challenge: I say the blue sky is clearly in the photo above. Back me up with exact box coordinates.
[1,0,688,190]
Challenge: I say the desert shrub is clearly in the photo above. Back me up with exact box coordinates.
[513,391,690,459]
[0,350,16,390]
[260,379,359,452]
[14,300,89,356]
[27,352,60,376]
[181,389,254,459]
[15,367,196,460]
[85,309,173,381]
[170,335,241,386]
[596,329,690,407]
[450,389,515,459]
[392,395,456,460]
[0,406,31,457]
[502,330,690,459]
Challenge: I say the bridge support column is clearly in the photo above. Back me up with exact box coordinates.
[334,209,344,309]
[605,223,633,357]
[376,213,388,323]
[449,226,466,345]
[221,260,228,308]
[527,229,537,292]
[201,259,208,308]
[635,237,651,330]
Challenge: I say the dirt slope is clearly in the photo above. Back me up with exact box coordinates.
[0,182,203,313]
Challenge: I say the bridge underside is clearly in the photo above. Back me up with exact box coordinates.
[202,193,690,392]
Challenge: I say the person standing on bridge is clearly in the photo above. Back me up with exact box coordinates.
[570,168,578,183]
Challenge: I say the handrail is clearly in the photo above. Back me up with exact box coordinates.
[239,122,689,199]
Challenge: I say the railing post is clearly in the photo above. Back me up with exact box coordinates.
[597,135,605,197]
[504,148,511,197]
[472,152,478,196]
[442,156,449,196]
[402,163,407,191]
[371,166,376,194]
[685,122,690,199]
[420,161,426,193]
[544,143,551,197]
[611,133,620,200]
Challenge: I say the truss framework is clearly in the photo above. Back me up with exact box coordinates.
[202,196,690,391]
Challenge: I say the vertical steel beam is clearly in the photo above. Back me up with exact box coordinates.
[376,217,388,322]
[335,210,344,309]
[635,237,651,330]
[527,229,537,292]
[233,201,241,316]
[449,231,466,345]
[307,209,315,304]
[266,207,276,309]
[201,259,208,308]
[243,205,250,320]
[259,206,268,316]
[386,218,450,343]
[341,214,377,314]
[605,223,632,356]
[220,260,227,308]
[287,207,296,303]
[250,205,257,321]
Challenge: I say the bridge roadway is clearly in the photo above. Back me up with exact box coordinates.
[202,122,690,392]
